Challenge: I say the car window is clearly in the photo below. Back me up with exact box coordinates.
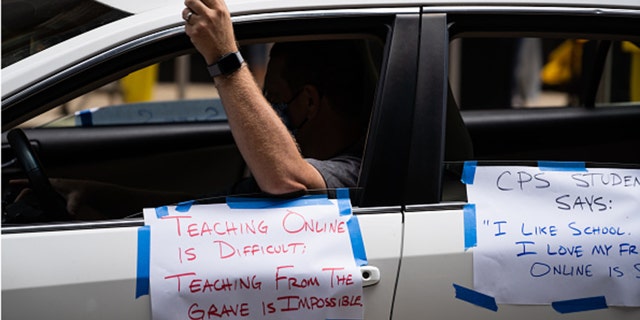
[449,37,639,109]
[441,22,640,202]
[3,28,387,225]
[1,0,130,68]
[20,52,228,128]
[21,37,384,129]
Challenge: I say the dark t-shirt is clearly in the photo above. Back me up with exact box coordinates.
[229,140,364,194]
[306,151,361,189]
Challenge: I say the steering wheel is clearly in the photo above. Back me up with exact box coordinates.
[6,128,69,221]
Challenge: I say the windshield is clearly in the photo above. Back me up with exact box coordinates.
[1,0,130,68]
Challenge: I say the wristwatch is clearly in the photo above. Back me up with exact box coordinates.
[207,51,244,78]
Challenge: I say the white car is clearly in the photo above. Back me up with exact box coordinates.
[2,0,639,319]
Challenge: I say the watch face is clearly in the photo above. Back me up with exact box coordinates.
[209,52,244,77]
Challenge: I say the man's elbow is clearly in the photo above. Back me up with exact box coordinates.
[254,165,326,195]
[258,178,308,195]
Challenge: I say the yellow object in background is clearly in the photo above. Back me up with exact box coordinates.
[622,41,640,101]
[120,64,159,103]
[540,39,587,86]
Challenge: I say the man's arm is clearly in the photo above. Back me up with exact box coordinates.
[183,0,325,194]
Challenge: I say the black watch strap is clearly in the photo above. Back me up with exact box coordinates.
[207,51,244,78]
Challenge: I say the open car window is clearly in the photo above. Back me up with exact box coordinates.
[2,16,388,226]
[20,52,227,128]
[22,36,384,129]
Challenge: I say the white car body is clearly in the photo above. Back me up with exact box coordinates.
[4,0,640,97]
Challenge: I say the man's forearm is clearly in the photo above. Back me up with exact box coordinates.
[184,0,325,194]
[213,67,325,194]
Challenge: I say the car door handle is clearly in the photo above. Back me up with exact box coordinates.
[361,266,380,287]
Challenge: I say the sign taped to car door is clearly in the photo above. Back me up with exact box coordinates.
[139,191,367,320]
[462,161,639,307]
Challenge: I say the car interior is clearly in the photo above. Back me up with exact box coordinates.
[2,19,393,224]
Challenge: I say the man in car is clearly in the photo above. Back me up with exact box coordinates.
[225,40,376,195]
[12,0,377,219]
[181,0,376,196]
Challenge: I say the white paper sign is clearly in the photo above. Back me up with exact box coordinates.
[465,164,640,306]
[143,196,365,320]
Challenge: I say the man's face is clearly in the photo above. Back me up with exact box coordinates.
[263,55,310,137]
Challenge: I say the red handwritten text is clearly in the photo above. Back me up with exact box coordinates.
[188,302,250,319]
[322,267,355,288]
[275,265,321,290]
[162,215,268,237]
[282,210,346,234]
[165,272,262,293]
[213,240,306,259]
[277,295,363,311]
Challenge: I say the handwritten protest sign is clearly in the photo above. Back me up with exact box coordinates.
[463,163,639,306]
[142,194,366,320]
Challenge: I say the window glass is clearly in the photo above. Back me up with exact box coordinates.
[21,36,384,129]
[443,34,639,203]
[3,34,385,224]
[19,52,226,128]
[1,0,130,67]
[449,37,640,109]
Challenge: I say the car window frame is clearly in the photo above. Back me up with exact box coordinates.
[2,9,419,233]
[431,10,640,204]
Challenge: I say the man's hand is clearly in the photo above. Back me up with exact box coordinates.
[183,0,238,65]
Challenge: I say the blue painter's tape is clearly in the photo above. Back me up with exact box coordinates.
[176,200,195,213]
[552,296,608,314]
[78,110,93,127]
[136,226,151,298]
[347,215,368,266]
[463,204,477,250]
[226,194,333,209]
[453,284,498,312]
[538,161,587,172]
[461,161,478,185]
[155,206,169,218]
[336,189,367,265]
[337,188,351,216]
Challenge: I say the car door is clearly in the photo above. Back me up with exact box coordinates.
[1,7,422,319]
[392,6,640,320]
